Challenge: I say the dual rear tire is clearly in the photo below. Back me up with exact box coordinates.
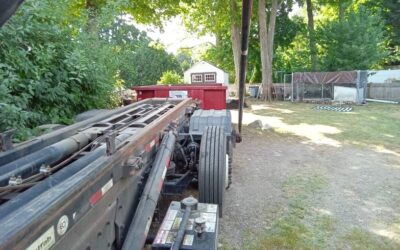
[198,126,227,217]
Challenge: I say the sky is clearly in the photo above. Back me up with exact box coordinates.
[135,16,216,55]
[135,3,301,55]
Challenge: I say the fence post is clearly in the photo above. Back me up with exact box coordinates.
[291,73,294,102]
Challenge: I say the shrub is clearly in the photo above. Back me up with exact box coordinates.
[157,71,184,85]
[0,0,119,141]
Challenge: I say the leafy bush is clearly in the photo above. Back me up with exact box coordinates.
[0,0,119,140]
[0,0,186,141]
[157,71,184,85]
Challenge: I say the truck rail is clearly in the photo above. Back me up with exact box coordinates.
[0,98,195,250]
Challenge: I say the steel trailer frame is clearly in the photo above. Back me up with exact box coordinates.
[0,98,198,250]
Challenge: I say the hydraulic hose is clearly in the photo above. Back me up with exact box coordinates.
[121,131,176,250]
[0,133,94,187]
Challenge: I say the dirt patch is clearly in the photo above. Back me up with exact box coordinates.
[219,127,400,249]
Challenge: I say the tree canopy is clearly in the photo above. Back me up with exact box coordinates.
[318,7,387,71]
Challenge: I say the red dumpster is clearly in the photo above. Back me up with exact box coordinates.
[131,84,227,110]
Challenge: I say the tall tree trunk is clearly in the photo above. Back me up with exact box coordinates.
[230,0,241,95]
[306,0,317,71]
[258,0,270,101]
[86,0,98,32]
[266,0,279,98]
[338,0,346,22]
[258,0,280,101]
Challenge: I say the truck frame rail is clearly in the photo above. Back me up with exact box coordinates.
[0,98,195,250]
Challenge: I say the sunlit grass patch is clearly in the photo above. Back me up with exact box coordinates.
[236,168,400,250]
[282,173,327,199]
[240,172,332,250]
[339,228,400,250]
[249,101,400,153]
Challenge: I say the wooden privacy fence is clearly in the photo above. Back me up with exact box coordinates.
[367,83,400,101]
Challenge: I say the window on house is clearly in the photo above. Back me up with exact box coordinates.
[192,74,203,83]
[204,73,216,82]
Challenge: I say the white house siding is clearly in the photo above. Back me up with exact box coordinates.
[224,72,229,84]
[184,61,229,86]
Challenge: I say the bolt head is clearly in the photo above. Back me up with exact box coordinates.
[195,217,206,226]
[181,196,198,209]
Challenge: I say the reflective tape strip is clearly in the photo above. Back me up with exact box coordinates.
[145,139,156,152]
[89,179,113,206]
[165,156,170,168]
[89,190,102,206]
[101,179,113,195]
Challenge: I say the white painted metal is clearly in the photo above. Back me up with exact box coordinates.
[366,98,399,104]
[334,86,359,103]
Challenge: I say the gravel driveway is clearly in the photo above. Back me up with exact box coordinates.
[219,127,400,249]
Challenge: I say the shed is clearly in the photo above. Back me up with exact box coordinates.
[184,61,229,86]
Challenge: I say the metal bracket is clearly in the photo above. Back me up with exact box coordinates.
[0,129,15,152]
[9,175,22,186]
[39,165,51,176]
[185,106,195,116]
[106,132,117,156]
[123,156,143,177]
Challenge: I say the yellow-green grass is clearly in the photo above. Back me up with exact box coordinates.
[240,173,332,250]
[339,228,400,250]
[238,171,400,250]
[250,101,400,153]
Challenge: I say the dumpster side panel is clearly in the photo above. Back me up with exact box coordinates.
[154,89,169,98]
[132,85,226,110]
[204,90,226,110]
[137,90,155,99]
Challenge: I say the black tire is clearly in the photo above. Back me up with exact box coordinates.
[199,126,227,217]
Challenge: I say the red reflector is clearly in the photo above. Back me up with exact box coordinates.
[89,190,102,206]
[145,139,156,152]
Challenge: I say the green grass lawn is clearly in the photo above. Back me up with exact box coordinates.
[249,101,400,153]
[241,171,400,250]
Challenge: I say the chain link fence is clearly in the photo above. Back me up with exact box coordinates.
[291,71,368,104]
